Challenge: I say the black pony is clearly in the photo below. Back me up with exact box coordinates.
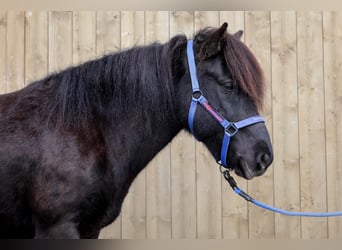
[0,23,273,238]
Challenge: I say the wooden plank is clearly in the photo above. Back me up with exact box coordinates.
[72,11,96,65]
[220,11,245,36]
[219,11,249,239]
[297,11,328,239]
[169,11,197,239]
[120,11,144,50]
[245,11,275,239]
[194,11,222,239]
[96,11,120,57]
[323,11,342,239]
[270,11,301,239]
[96,11,122,239]
[48,11,72,72]
[24,11,48,84]
[0,12,6,94]
[144,11,171,239]
[6,11,25,92]
[120,11,146,239]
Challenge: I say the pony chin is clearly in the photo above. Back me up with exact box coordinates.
[233,164,255,180]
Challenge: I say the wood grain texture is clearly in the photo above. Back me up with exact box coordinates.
[0,12,6,94]
[6,11,24,92]
[271,11,301,239]
[297,11,328,239]
[48,11,72,72]
[25,11,48,84]
[323,11,342,239]
[72,11,96,64]
[96,11,120,57]
[245,11,275,239]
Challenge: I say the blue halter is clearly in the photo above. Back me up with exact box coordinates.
[186,40,265,168]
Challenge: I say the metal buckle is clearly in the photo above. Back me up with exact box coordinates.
[192,90,203,101]
[225,123,239,136]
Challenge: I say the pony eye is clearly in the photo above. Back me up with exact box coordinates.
[222,81,235,92]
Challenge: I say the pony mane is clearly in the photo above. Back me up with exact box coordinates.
[42,35,186,130]
[194,27,265,111]
[22,27,264,132]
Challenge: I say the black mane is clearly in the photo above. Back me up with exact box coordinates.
[17,26,264,132]
[39,35,187,130]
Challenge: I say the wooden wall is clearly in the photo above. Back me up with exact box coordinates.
[0,11,341,239]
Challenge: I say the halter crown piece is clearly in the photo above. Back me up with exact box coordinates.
[186,40,265,168]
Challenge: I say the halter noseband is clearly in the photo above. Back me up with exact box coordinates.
[186,40,265,168]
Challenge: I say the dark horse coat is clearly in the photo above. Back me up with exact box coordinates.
[0,23,273,238]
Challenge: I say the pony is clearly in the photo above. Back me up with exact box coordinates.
[0,23,273,238]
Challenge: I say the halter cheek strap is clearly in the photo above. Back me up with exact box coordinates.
[186,40,265,168]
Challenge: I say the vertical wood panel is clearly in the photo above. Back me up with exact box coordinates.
[96,11,120,56]
[25,11,48,84]
[120,11,146,239]
[49,11,72,72]
[72,11,96,64]
[245,11,275,239]
[0,12,6,94]
[323,11,342,239]
[271,11,301,239]
[169,11,197,239]
[194,11,222,239]
[219,11,249,239]
[297,11,328,239]
[6,11,24,92]
[96,11,122,239]
[145,11,171,239]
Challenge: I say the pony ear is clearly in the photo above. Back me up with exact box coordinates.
[199,22,228,59]
[234,30,244,40]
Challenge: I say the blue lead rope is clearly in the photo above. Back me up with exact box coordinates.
[222,169,342,217]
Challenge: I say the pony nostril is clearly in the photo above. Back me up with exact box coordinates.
[261,153,271,165]
[257,153,272,170]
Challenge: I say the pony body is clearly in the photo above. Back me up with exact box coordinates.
[0,24,272,238]
[0,37,186,238]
